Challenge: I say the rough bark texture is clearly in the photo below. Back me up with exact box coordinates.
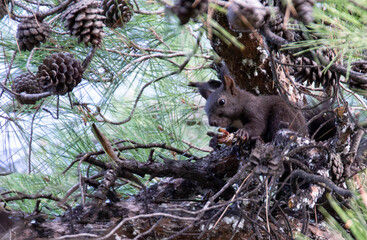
[2,125,366,239]
[211,12,275,95]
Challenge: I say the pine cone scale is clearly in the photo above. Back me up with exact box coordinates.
[102,0,133,28]
[16,18,50,51]
[36,53,83,95]
[63,0,106,47]
[12,73,43,104]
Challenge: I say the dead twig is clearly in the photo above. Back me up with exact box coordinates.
[28,101,43,174]
[291,169,352,197]
[99,32,203,125]
[78,153,91,206]
[75,141,200,161]
[133,218,163,240]
[59,173,104,207]
[0,49,17,99]
[98,212,198,240]
[0,193,66,207]
[182,139,211,153]
[213,171,253,228]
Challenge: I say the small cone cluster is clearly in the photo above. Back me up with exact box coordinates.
[37,52,84,95]
[11,73,42,104]
[281,0,314,24]
[171,0,208,25]
[16,18,50,51]
[294,56,336,89]
[351,63,367,90]
[63,0,106,46]
[12,53,84,104]
[102,0,133,28]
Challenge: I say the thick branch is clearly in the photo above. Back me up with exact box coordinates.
[82,156,228,191]
[291,170,352,197]
[77,142,200,160]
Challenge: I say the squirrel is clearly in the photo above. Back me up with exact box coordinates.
[190,75,313,142]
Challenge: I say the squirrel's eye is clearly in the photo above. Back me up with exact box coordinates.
[218,99,226,106]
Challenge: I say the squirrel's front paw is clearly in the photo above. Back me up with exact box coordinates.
[235,129,249,141]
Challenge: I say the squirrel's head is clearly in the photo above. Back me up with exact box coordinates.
[192,75,242,128]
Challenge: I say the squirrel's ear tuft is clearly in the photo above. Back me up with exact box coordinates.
[188,80,220,100]
[223,75,237,95]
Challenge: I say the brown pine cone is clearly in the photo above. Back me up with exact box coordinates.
[294,56,336,89]
[268,12,283,37]
[12,73,42,104]
[351,62,367,90]
[352,62,367,74]
[16,18,50,51]
[63,0,106,47]
[227,0,268,31]
[280,0,314,24]
[170,0,208,25]
[102,0,133,28]
[36,52,84,95]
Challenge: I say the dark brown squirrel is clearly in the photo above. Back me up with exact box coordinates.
[189,75,308,142]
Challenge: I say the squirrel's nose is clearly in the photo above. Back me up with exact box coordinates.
[209,120,218,127]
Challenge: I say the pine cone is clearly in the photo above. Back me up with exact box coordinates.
[63,0,106,47]
[16,18,50,51]
[12,73,42,104]
[293,0,314,24]
[281,0,314,24]
[294,56,336,89]
[171,0,208,25]
[102,0,132,28]
[249,143,284,176]
[330,153,343,181]
[352,62,367,74]
[227,0,268,31]
[36,52,84,95]
[268,12,283,37]
[0,0,8,20]
[351,62,367,90]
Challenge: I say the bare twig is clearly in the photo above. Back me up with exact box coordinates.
[210,164,250,202]
[78,153,91,206]
[12,0,37,15]
[149,27,170,50]
[165,202,212,240]
[0,50,18,99]
[23,0,54,7]
[101,32,203,125]
[0,172,13,176]
[182,139,211,153]
[82,45,96,70]
[291,170,352,197]
[340,83,367,110]
[133,9,164,15]
[59,173,104,206]
[55,233,99,240]
[317,54,367,85]
[28,101,43,174]
[26,48,37,78]
[98,212,197,240]
[0,193,64,204]
[133,218,163,240]
[213,171,253,228]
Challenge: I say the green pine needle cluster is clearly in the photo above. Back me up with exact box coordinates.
[0,0,213,212]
